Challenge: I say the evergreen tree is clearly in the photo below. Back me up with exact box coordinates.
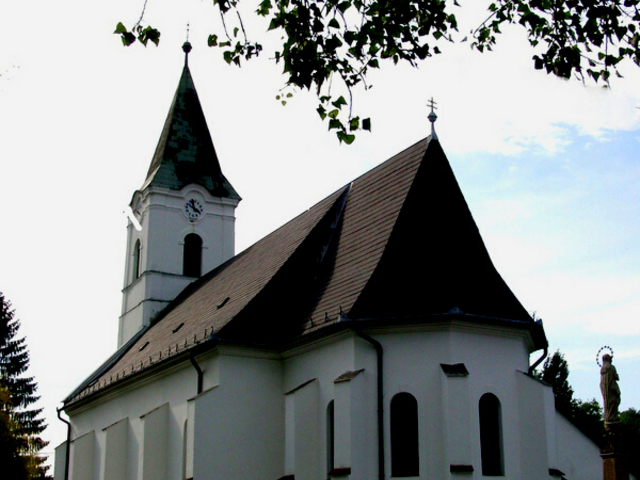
[0,292,50,479]
[538,350,575,416]
[536,350,605,445]
[620,408,640,478]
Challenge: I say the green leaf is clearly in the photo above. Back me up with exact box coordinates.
[331,96,347,108]
[337,1,351,13]
[114,22,128,34]
[121,31,136,46]
[329,18,340,29]
[337,131,356,144]
[256,0,272,16]
[362,118,371,131]
[328,118,343,130]
[208,34,219,47]
[328,109,340,119]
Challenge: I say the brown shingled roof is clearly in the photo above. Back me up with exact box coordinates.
[65,136,542,405]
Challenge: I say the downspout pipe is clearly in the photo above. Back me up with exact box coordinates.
[56,407,71,480]
[355,330,385,480]
[528,319,548,375]
[529,346,548,375]
[189,351,204,395]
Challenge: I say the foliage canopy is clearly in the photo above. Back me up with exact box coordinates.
[116,0,640,142]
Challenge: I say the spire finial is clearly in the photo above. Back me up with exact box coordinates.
[427,97,438,140]
[182,24,192,66]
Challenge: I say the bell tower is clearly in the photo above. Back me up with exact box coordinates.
[119,43,241,347]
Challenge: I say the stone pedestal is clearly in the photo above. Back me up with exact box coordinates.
[601,424,629,480]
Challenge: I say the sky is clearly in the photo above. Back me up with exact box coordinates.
[1,0,639,468]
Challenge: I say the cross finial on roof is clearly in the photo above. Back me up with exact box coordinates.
[183,24,192,66]
[428,97,438,140]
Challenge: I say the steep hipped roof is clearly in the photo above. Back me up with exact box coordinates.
[66,136,545,405]
[141,45,240,199]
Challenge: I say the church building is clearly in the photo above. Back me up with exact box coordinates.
[55,44,602,480]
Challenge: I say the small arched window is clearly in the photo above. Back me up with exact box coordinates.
[183,233,203,277]
[479,393,504,476]
[327,400,335,474]
[133,239,142,279]
[391,392,419,477]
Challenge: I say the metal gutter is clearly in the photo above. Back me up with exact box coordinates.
[56,407,72,480]
[355,329,385,480]
[189,351,204,395]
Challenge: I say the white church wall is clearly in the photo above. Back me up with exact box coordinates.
[441,362,473,469]
[141,186,238,277]
[54,441,68,480]
[120,183,239,347]
[66,357,208,480]
[141,403,169,480]
[103,418,128,480]
[351,338,379,480]
[191,353,284,480]
[61,323,604,480]
[334,373,353,470]
[555,411,601,480]
[381,328,448,479]
[283,332,379,480]
[70,431,95,480]
[543,385,560,470]
[287,378,320,480]
[515,371,551,480]
[375,324,535,479]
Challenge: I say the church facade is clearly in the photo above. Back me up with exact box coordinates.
[55,45,602,480]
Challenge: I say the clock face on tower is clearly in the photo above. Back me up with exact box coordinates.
[184,199,204,221]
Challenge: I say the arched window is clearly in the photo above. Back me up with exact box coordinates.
[183,233,203,277]
[133,239,142,279]
[479,393,504,476]
[391,392,419,477]
[327,400,335,473]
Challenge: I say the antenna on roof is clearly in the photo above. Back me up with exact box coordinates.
[427,97,438,141]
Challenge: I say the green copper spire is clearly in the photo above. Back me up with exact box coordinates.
[142,44,240,199]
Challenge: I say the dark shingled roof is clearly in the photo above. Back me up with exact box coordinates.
[141,59,240,199]
[65,137,545,405]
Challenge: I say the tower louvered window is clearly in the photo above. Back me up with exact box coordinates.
[133,239,142,279]
[183,233,203,277]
